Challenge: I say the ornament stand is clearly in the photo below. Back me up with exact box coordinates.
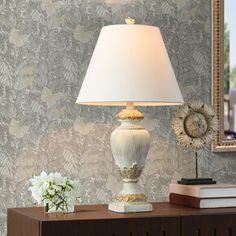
[178,152,216,185]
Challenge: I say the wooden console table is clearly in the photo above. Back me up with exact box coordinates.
[7,202,236,236]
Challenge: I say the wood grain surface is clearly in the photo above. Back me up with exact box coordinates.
[7,202,236,236]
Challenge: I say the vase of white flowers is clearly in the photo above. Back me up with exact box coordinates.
[29,171,81,213]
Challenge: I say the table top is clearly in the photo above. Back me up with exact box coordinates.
[8,202,236,222]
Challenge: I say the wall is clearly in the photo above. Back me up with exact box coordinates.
[1,0,236,235]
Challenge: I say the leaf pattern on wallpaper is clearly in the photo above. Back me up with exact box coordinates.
[41,87,63,108]
[74,24,94,43]
[9,28,29,47]
[161,2,175,16]
[31,9,46,25]
[193,49,209,76]
[73,116,95,135]
[0,0,227,235]
[0,152,14,179]
[9,119,29,138]
[0,60,14,88]
[41,0,63,17]
[63,148,78,174]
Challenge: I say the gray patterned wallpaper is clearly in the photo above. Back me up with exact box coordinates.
[1,0,236,235]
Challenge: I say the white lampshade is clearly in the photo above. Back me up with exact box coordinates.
[76,24,184,106]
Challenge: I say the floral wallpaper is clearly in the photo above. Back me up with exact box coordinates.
[1,0,236,235]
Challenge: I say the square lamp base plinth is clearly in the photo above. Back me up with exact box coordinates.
[108,202,153,213]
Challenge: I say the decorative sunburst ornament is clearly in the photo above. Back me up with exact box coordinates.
[172,100,218,151]
[172,100,218,185]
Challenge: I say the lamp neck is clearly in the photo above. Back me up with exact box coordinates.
[126,102,135,110]
[116,102,144,121]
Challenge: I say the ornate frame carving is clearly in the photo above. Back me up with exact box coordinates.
[172,100,218,151]
[212,0,236,151]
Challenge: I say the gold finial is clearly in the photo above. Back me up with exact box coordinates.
[125,17,135,25]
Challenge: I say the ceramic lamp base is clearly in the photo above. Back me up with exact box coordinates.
[108,202,153,213]
[109,104,152,213]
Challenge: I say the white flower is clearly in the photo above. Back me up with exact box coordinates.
[48,172,64,185]
[29,171,81,211]
[47,188,56,196]
[54,185,62,192]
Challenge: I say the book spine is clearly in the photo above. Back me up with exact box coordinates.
[169,184,199,198]
[169,193,201,208]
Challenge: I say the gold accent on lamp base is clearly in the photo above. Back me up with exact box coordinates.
[115,194,146,203]
[116,102,144,120]
[118,163,143,181]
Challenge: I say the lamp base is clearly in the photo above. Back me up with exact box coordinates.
[108,202,153,213]
[110,103,151,213]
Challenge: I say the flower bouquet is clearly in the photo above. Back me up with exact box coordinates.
[29,171,81,213]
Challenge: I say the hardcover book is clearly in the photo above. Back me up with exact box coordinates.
[169,184,236,198]
[169,193,236,208]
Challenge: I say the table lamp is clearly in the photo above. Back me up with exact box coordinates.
[76,18,184,213]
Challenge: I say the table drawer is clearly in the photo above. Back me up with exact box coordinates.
[182,214,236,236]
[41,217,180,236]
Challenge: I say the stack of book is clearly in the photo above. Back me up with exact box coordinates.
[169,183,236,208]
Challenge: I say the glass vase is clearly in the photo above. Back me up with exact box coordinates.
[44,201,74,213]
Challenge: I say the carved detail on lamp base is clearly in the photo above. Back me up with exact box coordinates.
[118,163,143,181]
[115,193,146,203]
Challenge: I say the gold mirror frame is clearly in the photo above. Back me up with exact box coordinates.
[212,0,236,151]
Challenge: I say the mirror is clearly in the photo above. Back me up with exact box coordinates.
[212,0,236,151]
